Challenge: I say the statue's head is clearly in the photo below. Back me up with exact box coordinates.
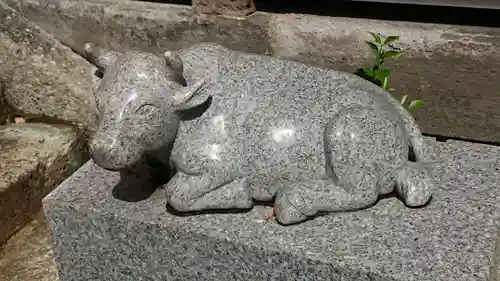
[84,43,210,171]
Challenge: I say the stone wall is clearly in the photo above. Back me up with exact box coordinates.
[5,0,500,143]
[0,0,98,131]
[192,0,256,16]
[0,0,92,245]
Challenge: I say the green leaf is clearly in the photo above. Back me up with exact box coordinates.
[408,99,425,110]
[361,67,375,78]
[388,88,395,93]
[400,95,408,106]
[365,41,380,54]
[373,69,391,81]
[384,35,400,45]
[368,32,382,43]
[383,50,403,59]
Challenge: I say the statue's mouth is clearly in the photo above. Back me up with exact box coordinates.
[88,144,130,172]
[90,151,121,171]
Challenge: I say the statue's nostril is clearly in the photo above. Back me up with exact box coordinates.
[89,141,99,154]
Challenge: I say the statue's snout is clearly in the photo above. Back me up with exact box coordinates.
[89,135,131,171]
[89,137,115,171]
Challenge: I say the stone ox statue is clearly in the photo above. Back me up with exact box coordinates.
[85,42,434,225]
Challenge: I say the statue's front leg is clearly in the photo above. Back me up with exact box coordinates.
[164,170,253,212]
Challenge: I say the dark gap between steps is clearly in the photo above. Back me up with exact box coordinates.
[423,133,500,146]
[135,0,500,27]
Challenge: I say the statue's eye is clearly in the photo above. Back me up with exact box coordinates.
[135,104,158,116]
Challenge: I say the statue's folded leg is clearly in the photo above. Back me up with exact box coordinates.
[274,180,379,225]
[164,171,253,212]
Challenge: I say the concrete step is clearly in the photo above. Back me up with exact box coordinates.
[0,123,84,245]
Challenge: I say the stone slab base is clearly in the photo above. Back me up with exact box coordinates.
[43,139,500,281]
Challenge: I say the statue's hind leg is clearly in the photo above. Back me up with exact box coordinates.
[274,180,379,225]
[394,162,433,207]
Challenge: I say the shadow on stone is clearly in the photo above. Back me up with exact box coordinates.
[166,197,274,218]
[112,173,159,202]
[178,95,213,121]
[112,157,173,202]
[165,204,253,217]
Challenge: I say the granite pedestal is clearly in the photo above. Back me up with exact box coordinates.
[44,139,500,281]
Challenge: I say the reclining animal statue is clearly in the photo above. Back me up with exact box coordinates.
[85,42,434,225]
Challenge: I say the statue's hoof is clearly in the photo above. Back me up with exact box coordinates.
[404,189,432,207]
[274,188,311,225]
[398,162,433,207]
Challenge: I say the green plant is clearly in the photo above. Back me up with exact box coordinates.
[355,32,424,114]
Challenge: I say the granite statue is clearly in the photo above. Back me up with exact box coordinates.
[85,42,434,225]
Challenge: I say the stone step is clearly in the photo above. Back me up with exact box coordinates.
[0,123,83,245]
[0,210,58,281]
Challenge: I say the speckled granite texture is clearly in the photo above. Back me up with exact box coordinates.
[44,139,500,281]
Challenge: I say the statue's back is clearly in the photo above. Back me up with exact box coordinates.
[172,47,404,200]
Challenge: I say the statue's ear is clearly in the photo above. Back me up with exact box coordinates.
[84,43,120,71]
[172,79,211,112]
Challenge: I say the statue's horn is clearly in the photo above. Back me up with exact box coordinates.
[164,51,184,73]
[83,43,120,71]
